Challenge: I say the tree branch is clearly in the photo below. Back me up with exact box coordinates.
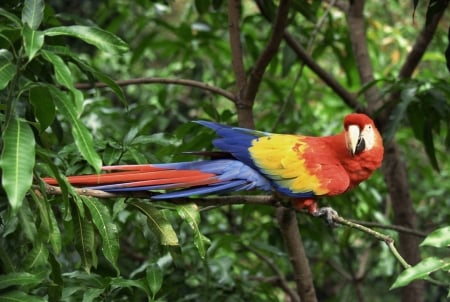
[282,31,365,112]
[346,0,382,113]
[276,207,318,302]
[243,0,292,112]
[74,77,237,103]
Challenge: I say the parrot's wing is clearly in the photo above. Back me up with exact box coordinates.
[248,134,351,198]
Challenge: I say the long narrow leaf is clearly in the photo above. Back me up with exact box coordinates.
[71,201,97,273]
[0,49,17,90]
[22,24,44,61]
[0,118,35,212]
[48,86,102,171]
[44,25,128,54]
[0,272,43,289]
[21,0,44,30]
[176,204,210,259]
[128,200,179,246]
[82,197,119,273]
[0,290,46,302]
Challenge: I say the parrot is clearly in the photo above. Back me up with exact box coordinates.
[43,113,384,222]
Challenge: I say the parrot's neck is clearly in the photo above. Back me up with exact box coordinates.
[325,132,383,188]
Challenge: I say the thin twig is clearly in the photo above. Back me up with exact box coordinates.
[75,77,237,103]
[247,244,300,302]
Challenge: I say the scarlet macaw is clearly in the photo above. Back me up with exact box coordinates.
[44,113,384,222]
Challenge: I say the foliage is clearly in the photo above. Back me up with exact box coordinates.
[0,0,449,301]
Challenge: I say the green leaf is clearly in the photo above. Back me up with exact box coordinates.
[110,277,150,296]
[49,87,102,171]
[146,263,163,298]
[0,8,22,26]
[71,201,97,272]
[421,226,450,248]
[0,49,17,90]
[25,240,49,269]
[29,86,55,132]
[44,25,129,54]
[22,0,44,30]
[0,272,43,289]
[48,253,63,302]
[422,120,440,171]
[0,290,46,302]
[175,204,210,259]
[22,24,44,61]
[128,200,179,246]
[41,50,74,89]
[0,118,35,213]
[391,257,450,289]
[82,197,119,273]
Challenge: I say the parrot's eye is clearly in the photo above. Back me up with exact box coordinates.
[355,137,366,155]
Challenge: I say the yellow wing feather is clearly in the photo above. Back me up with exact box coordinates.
[248,135,331,195]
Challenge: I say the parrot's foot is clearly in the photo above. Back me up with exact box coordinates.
[312,207,338,226]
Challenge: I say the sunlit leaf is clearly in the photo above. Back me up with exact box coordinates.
[175,204,210,259]
[21,0,44,30]
[82,197,120,273]
[0,118,35,213]
[44,25,129,54]
[22,24,44,61]
[391,257,450,289]
[128,200,179,246]
[421,226,450,248]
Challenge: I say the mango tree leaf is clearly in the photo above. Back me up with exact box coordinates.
[421,226,450,248]
[146,263,163,298]
[128,200,179,246]
[41,50,74,89]
[21,0,44,30]
[48,86,102,171]
[24,240,49,269]
[0,49,17,90]
[391,257,450,289]
[29,86,55,132]
[110,277,150,296]
[71,201,97,273]
[0,8,22,26]
[82,197,119,273]
[22,24,44,61]
[0,272,43,289]
[0,118,35,213]
[0,290,46,302]
[175,204,210,259]
[44,25,129,54]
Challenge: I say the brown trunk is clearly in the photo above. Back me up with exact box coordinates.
[382,140,424,302]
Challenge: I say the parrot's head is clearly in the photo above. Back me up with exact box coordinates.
[343,113,383,157]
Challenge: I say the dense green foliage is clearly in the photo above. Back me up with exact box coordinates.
[0,0,449,301]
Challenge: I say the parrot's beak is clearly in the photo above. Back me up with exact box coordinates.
[347,125,361,156]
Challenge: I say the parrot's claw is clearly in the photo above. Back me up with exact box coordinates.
[312,207,338,226]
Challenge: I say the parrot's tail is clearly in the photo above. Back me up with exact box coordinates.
[43,159,271,199]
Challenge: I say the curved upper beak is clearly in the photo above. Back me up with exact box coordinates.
[347,125,360,156]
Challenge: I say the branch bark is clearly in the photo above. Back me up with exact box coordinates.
[276,207,318,302]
